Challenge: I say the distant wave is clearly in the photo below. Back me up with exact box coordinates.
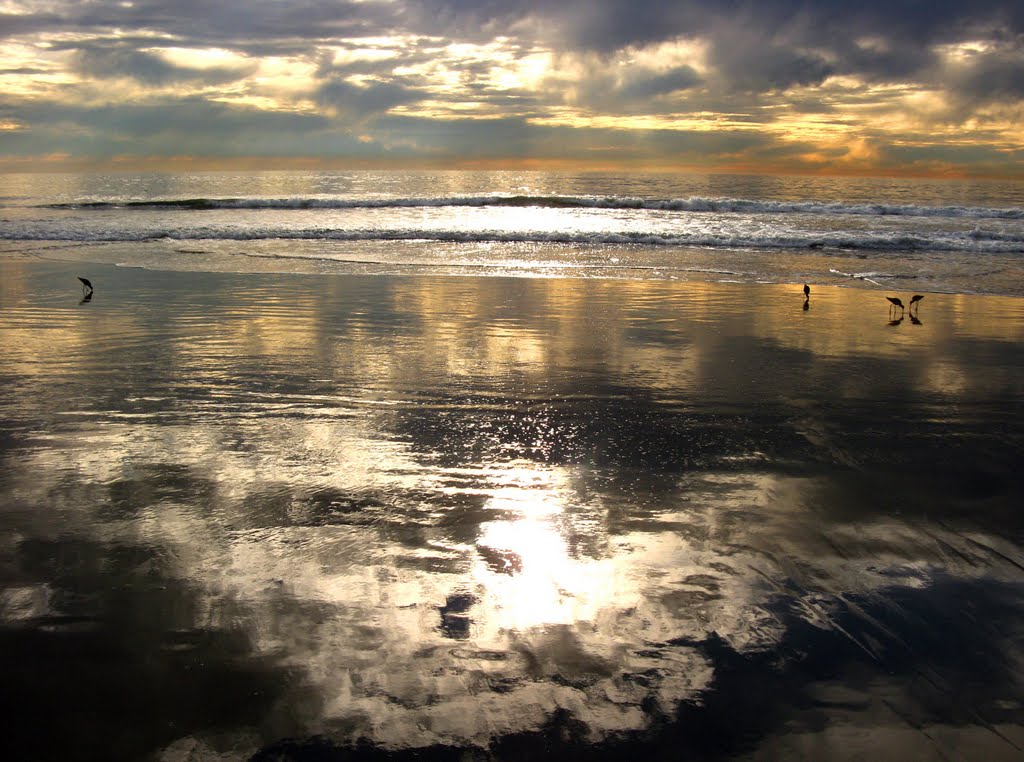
[44,194,1024,220]
[5,225,1024,253]
[230,248,747,276]
[829,268,925,283]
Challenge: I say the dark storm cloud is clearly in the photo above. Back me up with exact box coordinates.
[618,66,703,100]
[409,0,1024,92]
[708,41,834,93]
[315,78,425,120]
[582,0,1022,94]
[949,47,1024,103]
[539,0,1024,55]
[830,39,937,83]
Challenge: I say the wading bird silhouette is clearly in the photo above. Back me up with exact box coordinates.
[886,296,905,317]
[909,294,924,312]
[77,277,94,304]
[803,283,810,298]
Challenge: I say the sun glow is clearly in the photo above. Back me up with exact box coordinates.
[473,517,624,632]
[624,38,709,75]
[467,464,627,633]
[157,46,249,70]
[529,112,756,131]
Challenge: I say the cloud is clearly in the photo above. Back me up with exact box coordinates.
[0,95,345,157]
[314,78,425,120]
[542,61,703,116]
[1,0,393,51]
[880,140,1024,175]
[370,113,778,166]
[618,66,703,100]
[0,65,52,75]
[0,93,782,167]
[948,46,1024,104]
[410,0,1024,93]
[2,0,1024,174]
[73,46,255,86]
[708,39,834,93]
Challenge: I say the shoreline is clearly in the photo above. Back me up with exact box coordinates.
[5,252,1024,332]
[2,238,1023,299]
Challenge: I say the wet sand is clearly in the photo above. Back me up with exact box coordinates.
[1,258,1023,761]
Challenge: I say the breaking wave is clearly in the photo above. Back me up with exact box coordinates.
[44,194,1024,220]
[5,225,1024,254]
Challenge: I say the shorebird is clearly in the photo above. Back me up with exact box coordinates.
[909,294,924,311]
[77,276,93,293]
[886,296,905,316]
[803,283,810,298]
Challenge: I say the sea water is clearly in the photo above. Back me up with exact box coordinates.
[2,169,1023,295]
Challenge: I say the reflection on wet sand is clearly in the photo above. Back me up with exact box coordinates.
[1,259,1023,760]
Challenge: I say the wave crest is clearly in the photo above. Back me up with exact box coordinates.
[45,194,1024,220]
[5,226,1024,253]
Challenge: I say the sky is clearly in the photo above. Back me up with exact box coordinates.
[1,0,1023,176]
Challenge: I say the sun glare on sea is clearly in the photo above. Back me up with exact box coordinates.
[468,464,629,634]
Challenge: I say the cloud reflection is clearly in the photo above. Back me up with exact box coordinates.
[1,262,1023,757]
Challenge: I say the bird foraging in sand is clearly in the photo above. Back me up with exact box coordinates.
[77,276,93,293]
[886,296,904,316]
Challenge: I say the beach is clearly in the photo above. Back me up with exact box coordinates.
[1,256,1022,760]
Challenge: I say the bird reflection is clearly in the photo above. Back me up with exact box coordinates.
[802,284,810,310]
[910,314,922,326]
[888,317,903,327]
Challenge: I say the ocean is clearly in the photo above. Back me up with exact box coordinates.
[2,169,1023,295]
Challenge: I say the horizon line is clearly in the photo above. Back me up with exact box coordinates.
[1,154,1021,181]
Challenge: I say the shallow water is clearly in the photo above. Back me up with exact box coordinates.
[1,259,1023,760]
